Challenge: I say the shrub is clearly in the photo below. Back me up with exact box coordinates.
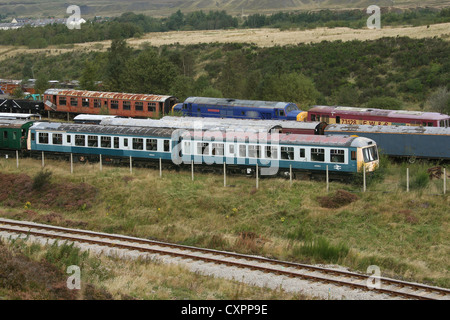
[294,237,349,263]
[32,169,52,191]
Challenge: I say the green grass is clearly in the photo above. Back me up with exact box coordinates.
[0,156,448,289]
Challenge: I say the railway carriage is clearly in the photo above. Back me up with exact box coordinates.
[0,120,34,151]
[29,122,176,165]
[308,105,450,127]
[324,124,450,161]
[25,120,379,179]
[177,130,379,178]
[43,89,178,118]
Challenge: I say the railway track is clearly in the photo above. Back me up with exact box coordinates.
[0,217,448,300]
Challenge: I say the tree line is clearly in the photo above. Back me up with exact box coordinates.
[0,8,449,48]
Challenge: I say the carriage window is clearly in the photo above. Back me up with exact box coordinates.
[93,99,101,108]
[39,133,49,144]
[67,135,71,144]
[31,133,35,141]
[101,136,111,148]
[279,110,285,117]
[197,142,209,155]
[2,131,7,139]
[299,148,306,158]
[265,146,278,159]
[111,100,119,109]
[133,138,144,150]
[239,145,246,157]
[148,103,156,112]
[229,144,235,154]
[123,101,131,111]
[135,102,143,111]
[311,114,316,121]
[363,146,378,163]
[281,146,294,160]
[212,143,224,156]
[330,149,345,163]
[75,135,85,146]
[13,132,17,140]
[311,148,325,162]
[146,139,157,151]
[164,140,170,152]
[114,137,119,148]
[88,135,98,147]
[59,97,66,106]
[70,98,78,107]
[123,138,128,147]
[428,122,433,127]
[52,133,62,145]
[82,98,90,107]
[351,151,356,160]
[248,145,261,158]
[184,141,191,155]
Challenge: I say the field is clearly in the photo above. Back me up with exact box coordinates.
[1,22,449,63]
[0,155,448,299]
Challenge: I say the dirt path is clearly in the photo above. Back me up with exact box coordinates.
[1,23,449,61]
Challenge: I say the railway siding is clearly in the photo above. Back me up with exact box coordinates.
[0,218,448,300]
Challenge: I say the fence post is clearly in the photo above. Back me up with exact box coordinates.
[130,156,132,174]
[290,164,293,187]
[256,163,259,189]
[406,167,409,192]
[191,160,194,181]
[363,165,366,192]
[224,162,227,187]
[16,150,19,168]
[41,151,45,168]
[326,165,329,193]
[70,153,73,174]
[159,158,162,178]
[444,168,447,195]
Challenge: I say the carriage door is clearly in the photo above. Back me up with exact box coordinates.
[336,116,341,124]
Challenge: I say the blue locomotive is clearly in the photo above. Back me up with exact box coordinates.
[173,97,307,121]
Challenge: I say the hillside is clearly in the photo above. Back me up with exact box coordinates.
[1,0,450,18]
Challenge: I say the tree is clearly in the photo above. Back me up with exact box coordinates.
[427,87,450,115]
[79,60,99,91]
[123,48,178,94]
[104,38,132,92]
[261,73,320,108]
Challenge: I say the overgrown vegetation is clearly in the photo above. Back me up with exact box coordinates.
[3,36,449,111]
[0,157,448,290]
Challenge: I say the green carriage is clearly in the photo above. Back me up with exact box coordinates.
[0,120,34,150]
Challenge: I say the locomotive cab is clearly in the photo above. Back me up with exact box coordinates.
[351,138,379,173]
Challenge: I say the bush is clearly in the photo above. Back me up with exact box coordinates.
[32,169,52,191]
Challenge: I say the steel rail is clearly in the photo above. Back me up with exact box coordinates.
[0,218,448,300]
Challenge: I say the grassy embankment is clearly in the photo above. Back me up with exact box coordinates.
[0,155,448,293]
